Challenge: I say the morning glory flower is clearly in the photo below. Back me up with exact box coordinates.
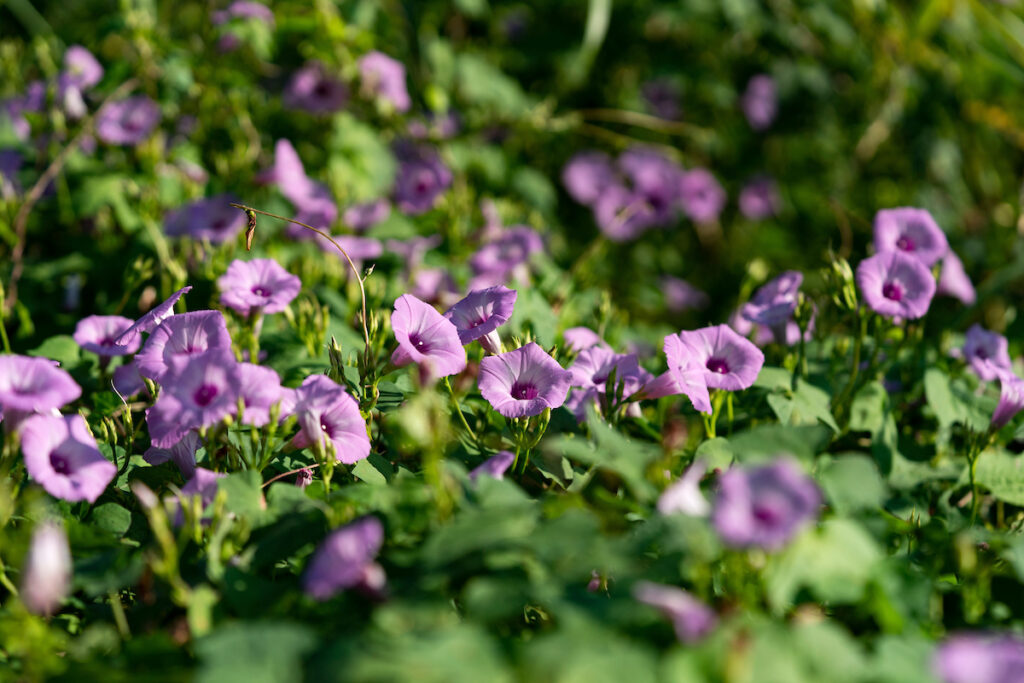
[259,139,316,204]
[938,250,976,305]
[218,258,301,316]
[562,152,618,207]
[170,467,226,526]
[73,315,139,356]
[742,74,777,131]
[1,81,45,141]
[711,457,821,550]
[633,581,718,644]
[358,51,411,113]
[741,271,803,342]
[738,177,780,220]
[568,346,641,392]
[593,185,663,242]
[468,451,516,483]
[660,334,713,413]
[344,199,391,231]
[143,431,199,479]
[678,168,726,224]
[236,363,285,427]
[146,350,241,448]
[0,355,81,413]
[873,207,949,267]
[114,285,192,348]
[478,342,573,418]
[57,45,103,118]
[164,194,245,243]
[658,459,710,517]
[991,370,1024,431]
[0,149,22,199]
[661,276,709,313]
[468,226,543,286]
[135,310,233,382]
[289,375,370,464]
[392,143,453,215]
[963,325,1012,382]
[856,250,936,320]
[21,414,116,503]
[563,326,608,354]
[409,268,459,306]
[284,62,348,114]
[112,362,146,398]
[444,286,517,353]
[386,235,442,273]
[20,522,72,617]
[95,96,160,145]
[676,324,765,392]
[391,294,467,378]
[212,1,274,25]
[933,633,1024,683]
[304,517,385,601]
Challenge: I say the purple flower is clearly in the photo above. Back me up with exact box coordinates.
[260,139,316,204]
[74,315,139,356]
[478,342,573,418]
[992,370,1024,431]
[2,81,45,141]
[633,581,717,644]
[171,467,226,526]
[114,286,192,348]
[358,51,411,113]
[96,96,160,145]
[146,350,241,447]
[933,633,1024,683]
[20,522,72,617]
[676,324,764,392]
[135,310,233,382]
[873,207,949,267]
[938,250,976,305]
[661,334,713,413]
[392,144,453,214]
[320,236,383,273]
[678,168,726,224]
[58,46,103,118]
[963,325,1012,382]
[469,451,516,482]
[444,286,517,352]
[143,431,199,479]
[593,185,661,242]
[641,79,682,120]
[165,194,244,243]
[658,460,710,516]
[391,294,467,378]
[0,355,81,413]
[21,414,116,503]
[469,226,543,282]
[113,362,146,398]
[344,199,391,231]
[409,268,459,305]
[218,258,301,316]
[212,1,274,25]
[742,74,777,131]
[661,276,709,313]
[562,152,618,207]
[563,327,608,354]
[386,235,442,273]
[856,251,936,320]
[741,271,803,341]
[0,149,22,199]
[236,363,285,427]
[284,63,348,114]
[711,458,821,550]
[289,375,370,464]
[296,468,314,489]
[304,517,384,601]
[569,347,641,391]
[739,177,780,220]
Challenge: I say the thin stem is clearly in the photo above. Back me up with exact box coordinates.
[108,590,131,639]
[835,311,868,425]
[0,555,19,597]
[261,462,322,489]
[576,108,712,138]
[443,377,478,442]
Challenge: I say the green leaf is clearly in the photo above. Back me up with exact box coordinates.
[817,454,886,514]
[924,368,961,428]
[456,54,529,116]
[28,335,81,368]
[727,424,832,463]
[352,452,393,485]
[196,622,317,683]
[695,437,734,470]
[850,381,887,433]
[973,448,1024,506]
[218,471,264,519]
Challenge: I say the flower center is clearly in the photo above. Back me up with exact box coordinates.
[192,384,219,407]
[251,285,272,297]
[313,82,331,98]
[408,333,430,353]
[882,281,904,302]
[752,502,783,524]
[511,382,539,400]
[320,418,335,439]
[977,348,989,360]
[50,452,71,475]
[895,235,915,251]
[706,357,730,374]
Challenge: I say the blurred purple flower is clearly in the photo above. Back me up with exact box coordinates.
[21,414,115,503]
[569,346,641,392]
[236,363,285,427]
[391,294,466,378]
[469,226,542,283]
[74,315,138,356]
[661,334,713,413]
[712,457,821,550]
[218,258,301,316]
[1,81,45,140]
[289,375,370,464]
[143,431,199,479]
[444,286,517,352]
[304,517,385,600]
[114,286,192,348]
[563,327,608,354]
[469,451,516,483]
[58,46,103,119]
[113,362,146,398]
[386,235,442,272]
[164,194,244,243]
[260,139,316,203]
[0,149,22,199]
[856,251,936,320]
[873,207,949,267]
[658,460,710,517]
[676,324,764,392]
[741,271,803,343]
[562,152,618,207]
[406,110,460,140]
[633,581,717,644]
[742,74,777,131]
[320,236,382,274]
[358,51,411,113]
[284,62,348,114]
[212,1,274,24]
[20,522,72,617]
[992,370,1024,431]
[409,268,459,306]
[135,310,232,382]
[296,467,314,489]
[933,633,1024,683]
[0,355,81,413]
[641,79,682,120]
[938,250,976,305]
[96,96,160,145]
[393,143,452,214]
[593,185,660,242]
[478,342,572,418]
[146,350,240,447]
[344,199,391,231]
[739,177,780,220]
[678,168,726,224]
[170,467,226,526]
[963,324,1012,382]
[661,276,709,313]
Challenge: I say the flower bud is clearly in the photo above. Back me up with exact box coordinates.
[21,522,72,617]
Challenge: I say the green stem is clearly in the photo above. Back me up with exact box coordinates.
[109,590,131,639]
[443,377,478,443]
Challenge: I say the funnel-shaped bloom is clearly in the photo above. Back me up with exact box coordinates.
[20,522,72,617]
[873,207,948,267]
[393,144,452,215]
[563,327,607,354]
[143,431,199,479]
[742,74,777,131]
[992,370,1024,431]
[304,517,385,600]
[391,294,466,378]
[469,451,516,483]
[146,350,240,447]
[344,199,390,231]
[164,194,244,243]
[61,45,104,90]
[236,363,285,427]
[857,251,936,320]
[469,226,543,281]
[290,375,370,464]
[21,414,115,503]
[74,315,138,356]
[933,633,1024,683]
[260,139,316,203]
[96,96,160,145]
[0,355,81,413]
[712,458,821,550]
[662,276,709,313]
[358,51,411,112]
[113,362,146,398]
[135,310,233,381]
[633,581,717,644]
[114,286,192,348]
[938,250,976,305]
[478,342,572,418]
[284,63,348,113]
[678,168,726,224]
[658,460,710,517]
[444,286,517,351]
[741,271,803,341]
[661,334,713,413]
[676,325,764,392]
[739,177,780,220]
[562,152,618,207]
[964,325,1012,382]
[569,347,641,391]
[218,258,301,315]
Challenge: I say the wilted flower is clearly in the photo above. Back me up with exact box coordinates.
[218,258,301,316]
[344,199,391,231]
[562,152,618,207]
[478,342,573,418]
[742,74,777,131]
[143,431,200,479]
[661,276,709,313]
[676,324,764,392]
[284,62,348,113]
[392,143,453,214]
[295,467,314,489]
[358,51,411,113]
[135,310,233,381]
[873,207,949,267]
[236,363,285,427]
[712,458,821,550]
[146,350,241,447]
[938,250,976,305]
[856,250,936,320]
[20,522,72,617]
[164,194,244,243]
[738,177,780,220]
[444,286,517,353]
[96,96,160,145]
[933,633,1024,683]
[658,460,710,516]
[633,581,718,644]
[741,271,803,342]
[289,375,370,464]
[21,414,116,503]
[73,315,139,356]
[304,517,385,600]
[0,355,81,413]
[991,370,1024,431]
[678,168,726,224]
[963,325,1012,382]
[114,285,192,348]
[469,451,516,482]
[391,294,467,378]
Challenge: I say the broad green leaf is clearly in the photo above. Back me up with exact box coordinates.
[196,622,317,683]
[818,454,886,514]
